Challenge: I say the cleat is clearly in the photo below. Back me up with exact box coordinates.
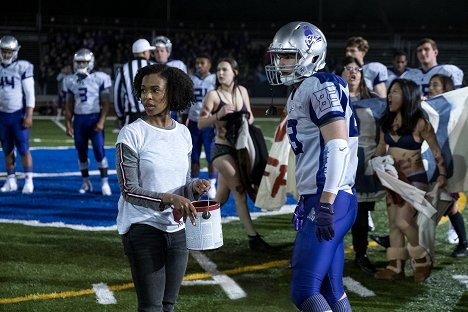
[1,179,18,192]
[208,181,217,200]
[451,243,468,257]
[248,233,275,252]
[79,181,93,194]
[355,255,377,273]
[447,223,459,244]
[101,182,112,196]
[22,180,34,194]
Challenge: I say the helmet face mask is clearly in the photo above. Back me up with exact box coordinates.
[152,36,172,56]
[265,22,327,86]
[0,36,20,65]
[73,48,95,75]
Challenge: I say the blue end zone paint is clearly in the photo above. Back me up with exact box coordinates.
[0,148,296,227]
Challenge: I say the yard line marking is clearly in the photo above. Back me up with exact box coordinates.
[92,283,117,305]
[190,250,246,299]
[182,280,220,286]
[343,277,375,297]
[453,275,468,289]
[0,259,289,304]
[51,118,67,132]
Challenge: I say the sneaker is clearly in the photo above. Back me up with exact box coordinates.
[248,233,275,252]
[448,223,459,245]
[101,182,112,196]
[451,243,468,257]
[22,180,34,194]
[370,234,390,249]
[1,179,18,192]
[208,181,217,200]
[79,181,93,194]
[354,255,377,273]
[368,211,375,232]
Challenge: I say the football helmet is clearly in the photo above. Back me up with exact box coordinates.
[265,22,327,86]
[73,48,95,75]
[0,35,21,65]
[152,36,172,56]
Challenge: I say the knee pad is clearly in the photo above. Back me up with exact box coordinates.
[79,159,90,170]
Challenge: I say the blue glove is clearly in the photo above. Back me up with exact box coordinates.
[315,203,335,241]
[292,197,305,231]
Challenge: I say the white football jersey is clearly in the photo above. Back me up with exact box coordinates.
[363,62,388,91]
[286,72,359,195]
[188,73,216,121]
[385,67,420,89]
[0,60,34,113]
[63,72,112,115]
[405,64,464,96]
[166,59,187,73]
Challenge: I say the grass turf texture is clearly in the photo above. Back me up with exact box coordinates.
[1,116,468,311]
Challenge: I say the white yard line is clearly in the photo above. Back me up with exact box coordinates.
[92,283,117,305]
[51,118,67,132]
[342,277,375,297]
[453,274,468,289]
[190,250,246,299]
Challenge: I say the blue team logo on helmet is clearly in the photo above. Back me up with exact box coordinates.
[303,26,322,49]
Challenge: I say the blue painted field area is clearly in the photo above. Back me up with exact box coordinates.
[0,148,295,227]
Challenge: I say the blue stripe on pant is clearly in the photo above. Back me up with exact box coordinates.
[291,190,357,309]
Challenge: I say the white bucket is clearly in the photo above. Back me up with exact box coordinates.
[185,200,223,250]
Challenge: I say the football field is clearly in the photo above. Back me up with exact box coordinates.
[0,117,467,311]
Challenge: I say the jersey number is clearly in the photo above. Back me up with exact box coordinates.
[287,119,304,155]
[0,76,15,89]
[78,87,88,102]
[194,88,207,103]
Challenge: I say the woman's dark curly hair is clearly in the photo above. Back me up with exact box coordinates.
[133,64,196,112]
[381,78,424,135]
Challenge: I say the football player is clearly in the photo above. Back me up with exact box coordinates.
[406,38,464,97]
[266,22,358,311]
[188,53,217,199]
[63,48,112,196]
[0,35,35,194]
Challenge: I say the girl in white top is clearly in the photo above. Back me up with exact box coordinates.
[116,64,210,311]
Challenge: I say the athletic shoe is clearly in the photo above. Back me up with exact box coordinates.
[354,255,377,273]
[22,180,34,194]
[208,180,217,200]
[370,234,390,249]
[79,181,93,194]
[101,182,112,196]
[1,178,18,192]
[451,243,468,257]
[447,223,459,244]
[248,233,275,252]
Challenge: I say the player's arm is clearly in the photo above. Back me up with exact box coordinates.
[197,90,217,129]
[96,89,111,132]
[319,118,349,205]
[373,82,387,98]
[419,118,447,187]
[64,92,75,137]
[22,77,35,128]
[373,129,387,157]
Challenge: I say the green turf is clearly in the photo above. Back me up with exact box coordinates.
[1,116,468,311]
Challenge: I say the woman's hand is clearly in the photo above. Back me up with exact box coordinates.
[193,179,210,195]
[218,103,235,119]
[164,194,197,225]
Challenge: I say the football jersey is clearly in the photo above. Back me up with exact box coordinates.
[0,60,34,113]
[63,72,112,115]
[286,72,359,195]
[385,66,420,89]
[363,62,388,91]
[188,73,216,121]
[166,59,187,73]
[405,64,464,96]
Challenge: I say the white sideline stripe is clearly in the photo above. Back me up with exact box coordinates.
[182,280,220,286]
[0,170,117,179]
[0,205,296,231]
[453,275,468,289]
[92,283,117,305]
[190,251,246,300]
[342,277,375,297]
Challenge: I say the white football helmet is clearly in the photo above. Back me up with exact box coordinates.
[73,48,95,75]
[0,36,21,65]
[265,22,327,86]
[152,36,172,56]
